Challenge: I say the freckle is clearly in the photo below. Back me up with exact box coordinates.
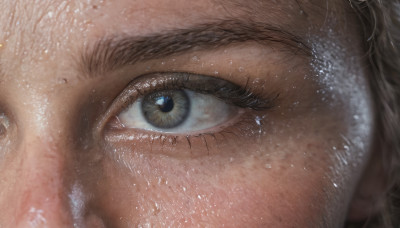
[92,5,98,9]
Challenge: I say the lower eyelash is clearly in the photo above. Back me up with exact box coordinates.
[104,111,266,157]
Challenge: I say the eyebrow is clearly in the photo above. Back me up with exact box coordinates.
[80,19,311,76]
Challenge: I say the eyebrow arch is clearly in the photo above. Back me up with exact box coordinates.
[80,19,311,76]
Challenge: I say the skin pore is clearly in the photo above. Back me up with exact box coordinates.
[0,0,378,227]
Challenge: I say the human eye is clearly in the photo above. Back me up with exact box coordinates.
[114,73,271,135]
[102,72,277,156]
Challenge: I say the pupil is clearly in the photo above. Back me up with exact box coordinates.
[156,96,174,112]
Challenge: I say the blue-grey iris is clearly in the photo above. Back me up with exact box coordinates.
[142,90,190,129]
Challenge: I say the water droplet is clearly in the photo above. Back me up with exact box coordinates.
[255,116,262,126]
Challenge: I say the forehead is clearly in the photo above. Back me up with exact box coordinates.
[0,0,354,82]
[0,0,347,44]
[0,0,313,41]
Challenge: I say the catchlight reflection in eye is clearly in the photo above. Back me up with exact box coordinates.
[118,89,241,134]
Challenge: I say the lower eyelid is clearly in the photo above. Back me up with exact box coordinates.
[103,109,266,158]
[112,103,245,136]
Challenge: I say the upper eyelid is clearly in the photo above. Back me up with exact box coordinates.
[123,72,277,109]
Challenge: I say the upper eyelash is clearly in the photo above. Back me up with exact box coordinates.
[129,72,279,111]
[215,82,279,111]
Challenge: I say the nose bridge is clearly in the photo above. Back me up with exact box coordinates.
[14,134,75,227]
[9,98,108,227]
[9,88,81,226]
[3,61,106,225]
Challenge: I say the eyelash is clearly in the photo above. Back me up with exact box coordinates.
[103,72,277,155]
[129,72,276,110]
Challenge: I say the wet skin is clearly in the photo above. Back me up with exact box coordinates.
[0,0,377,227]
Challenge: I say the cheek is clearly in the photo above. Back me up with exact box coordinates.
[88,137,341,227]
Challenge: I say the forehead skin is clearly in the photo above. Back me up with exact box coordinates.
[0,0,350,82]
[0,0,374,227]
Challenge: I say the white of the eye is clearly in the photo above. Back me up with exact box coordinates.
[118,90,237,134]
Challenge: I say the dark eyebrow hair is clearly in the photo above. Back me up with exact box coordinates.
[80,19,311,76]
